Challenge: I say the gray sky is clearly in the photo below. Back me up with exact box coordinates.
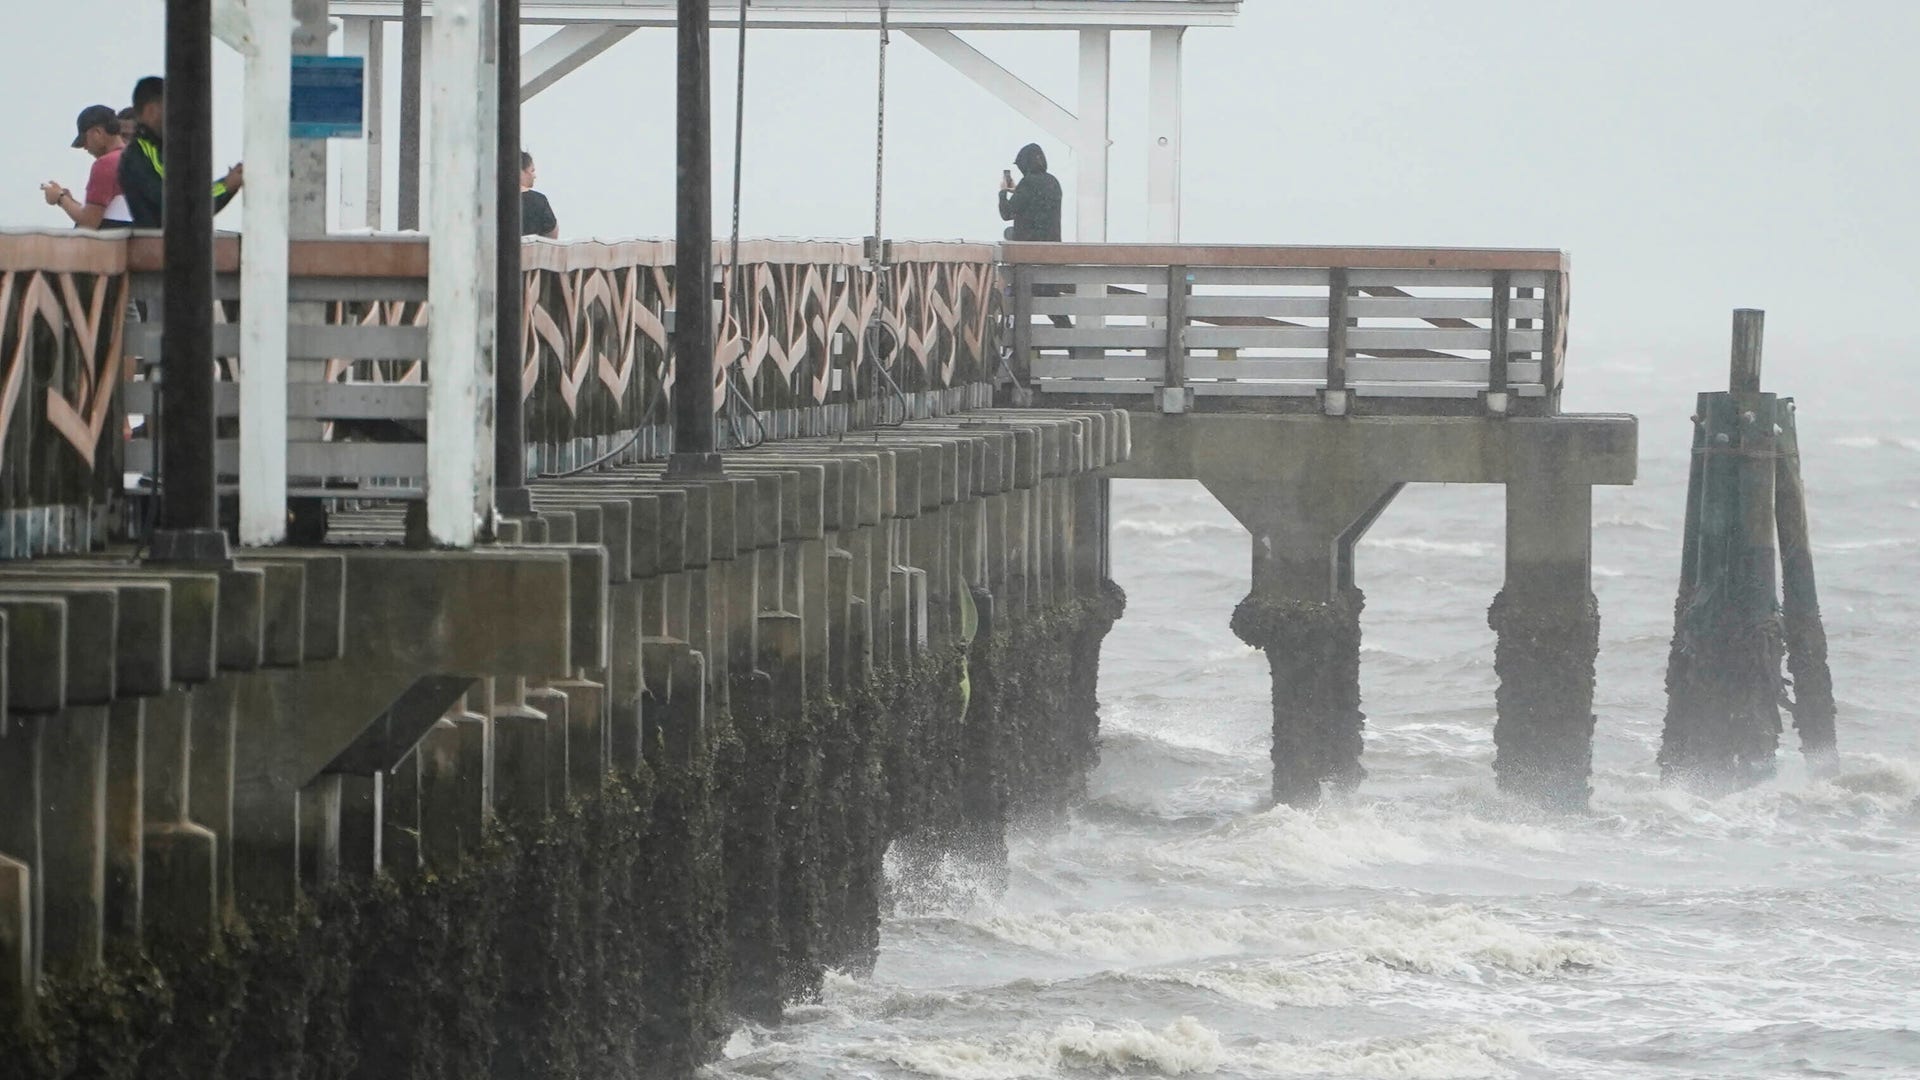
[3,1,1916,368]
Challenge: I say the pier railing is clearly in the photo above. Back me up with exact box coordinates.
[0,230,1003,554]
[1002,244,1570,415]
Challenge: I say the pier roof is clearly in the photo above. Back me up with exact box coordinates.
[330,0,1242,30]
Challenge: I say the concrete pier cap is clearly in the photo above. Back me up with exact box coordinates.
[1114,410,1637,809]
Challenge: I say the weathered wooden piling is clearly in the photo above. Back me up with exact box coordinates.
[1660,309,1835,786]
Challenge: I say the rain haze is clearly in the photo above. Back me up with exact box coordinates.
[4,3,1917,1077]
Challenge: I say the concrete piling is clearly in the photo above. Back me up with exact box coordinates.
[0,410,1129,1076]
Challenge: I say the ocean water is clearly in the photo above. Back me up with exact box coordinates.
[708,352,1920,1079]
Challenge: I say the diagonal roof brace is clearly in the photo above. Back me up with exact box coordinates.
[522,24,637,101]
[904,28,1085,150]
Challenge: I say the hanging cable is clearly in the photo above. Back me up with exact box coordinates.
[862,0,909,428]
[718,0,766,449]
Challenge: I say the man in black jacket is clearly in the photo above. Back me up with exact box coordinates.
[118,76,243,228]
[997,143,1069,328]
[997,143,1062,242]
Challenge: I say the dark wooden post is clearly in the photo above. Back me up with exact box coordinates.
[1730,308,1764,394]
[1163,263,1188,408]
[1323,267,1349,415]
[495,0,531,514]
[152,0,227,563]
[1774,398,1836,761]
[398,0,422,231]
[1541,272,1564,409]
[1008,263,1032,403]
[669,0,720,476]
[1487,270,1511,409]
[1660,309,1791,787]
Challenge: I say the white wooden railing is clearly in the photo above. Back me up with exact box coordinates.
[1002,244,1570,415]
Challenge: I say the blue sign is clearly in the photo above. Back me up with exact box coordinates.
[290,55,365,139]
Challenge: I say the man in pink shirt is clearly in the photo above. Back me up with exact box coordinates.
[42,105,132,229]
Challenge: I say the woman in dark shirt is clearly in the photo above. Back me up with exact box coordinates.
[520,152,558,239]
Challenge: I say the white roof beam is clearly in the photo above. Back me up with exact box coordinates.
[330,1,1241,31]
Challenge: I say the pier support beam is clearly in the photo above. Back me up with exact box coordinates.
[1210,481,1398,807]
[1491,474,1599,809]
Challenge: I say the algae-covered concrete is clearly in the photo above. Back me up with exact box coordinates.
[0,407,1126,1078]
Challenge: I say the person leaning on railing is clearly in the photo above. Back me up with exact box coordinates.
[118,75,243,229]
[42,105,132,229]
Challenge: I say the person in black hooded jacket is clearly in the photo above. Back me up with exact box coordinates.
[999,143,1070,328]
[998,143,1062,242]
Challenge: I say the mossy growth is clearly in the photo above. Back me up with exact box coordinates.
[1,581,1130,1078]
[1230,588,1366,804]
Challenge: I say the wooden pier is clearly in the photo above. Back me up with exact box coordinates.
[1003,243,1638,806]
[0,228,1636,1071]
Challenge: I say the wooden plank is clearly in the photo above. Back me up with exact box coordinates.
[1185,327,1326,349]
[1347,269,1548,289]
[288,323,429,360]
[1000,243,1570,273]
[1028,294,1165,316]
[1346,328,1542,351]
[1030,327,1164,348]
[127,440,429,476]
[127,322,428,361]
[1030,379,1157,395]
[1032,356,1163,379]
[1346,296,1542,319]
[1184,358,1541,383]
[1165,264,1188,390]
[1191,381,1317,397]
[1184,295,1329,319]
[1186,267,1331,287]
[1352,382,1498,399]
[1026,265,1174,287]
[288,277,429,303]
[1326,267,1350,393]
[127,381,430,420]
[1488,271,1511,398]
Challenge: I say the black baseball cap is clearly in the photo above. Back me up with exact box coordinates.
[71,105,119,148]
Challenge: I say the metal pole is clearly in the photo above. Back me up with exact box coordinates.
[398,0,423,231]
[153,0,227,563]
[669,0,720,474]
[496,0,531,513]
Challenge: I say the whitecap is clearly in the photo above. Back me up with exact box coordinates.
[1360,537,1494,558]
[851,1015,1225,1078]
[1238,1024,1540,1080]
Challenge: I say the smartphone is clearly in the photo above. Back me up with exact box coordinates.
[1002,170,1014,187]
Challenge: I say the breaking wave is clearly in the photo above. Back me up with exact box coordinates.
[964,902,1616,977]
[851,1016,1224,1078]
[836,1019,1537,1079]
[1359,537,1493,558]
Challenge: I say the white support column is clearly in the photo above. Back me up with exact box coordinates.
[290,0,329,235]
[425,0,497,546]
[240,0,293,545]
[1148,28,1185,242]
[337,17,376,230]
[366,19,386,228]
[521,25,636,101]
[1075,30,1110,242]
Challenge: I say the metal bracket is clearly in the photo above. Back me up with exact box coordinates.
[1320,388,1351,417]
[1158,386,1193,414]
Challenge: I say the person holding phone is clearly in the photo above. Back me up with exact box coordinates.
[997,143,1069,328]
[997,143,1061,243]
